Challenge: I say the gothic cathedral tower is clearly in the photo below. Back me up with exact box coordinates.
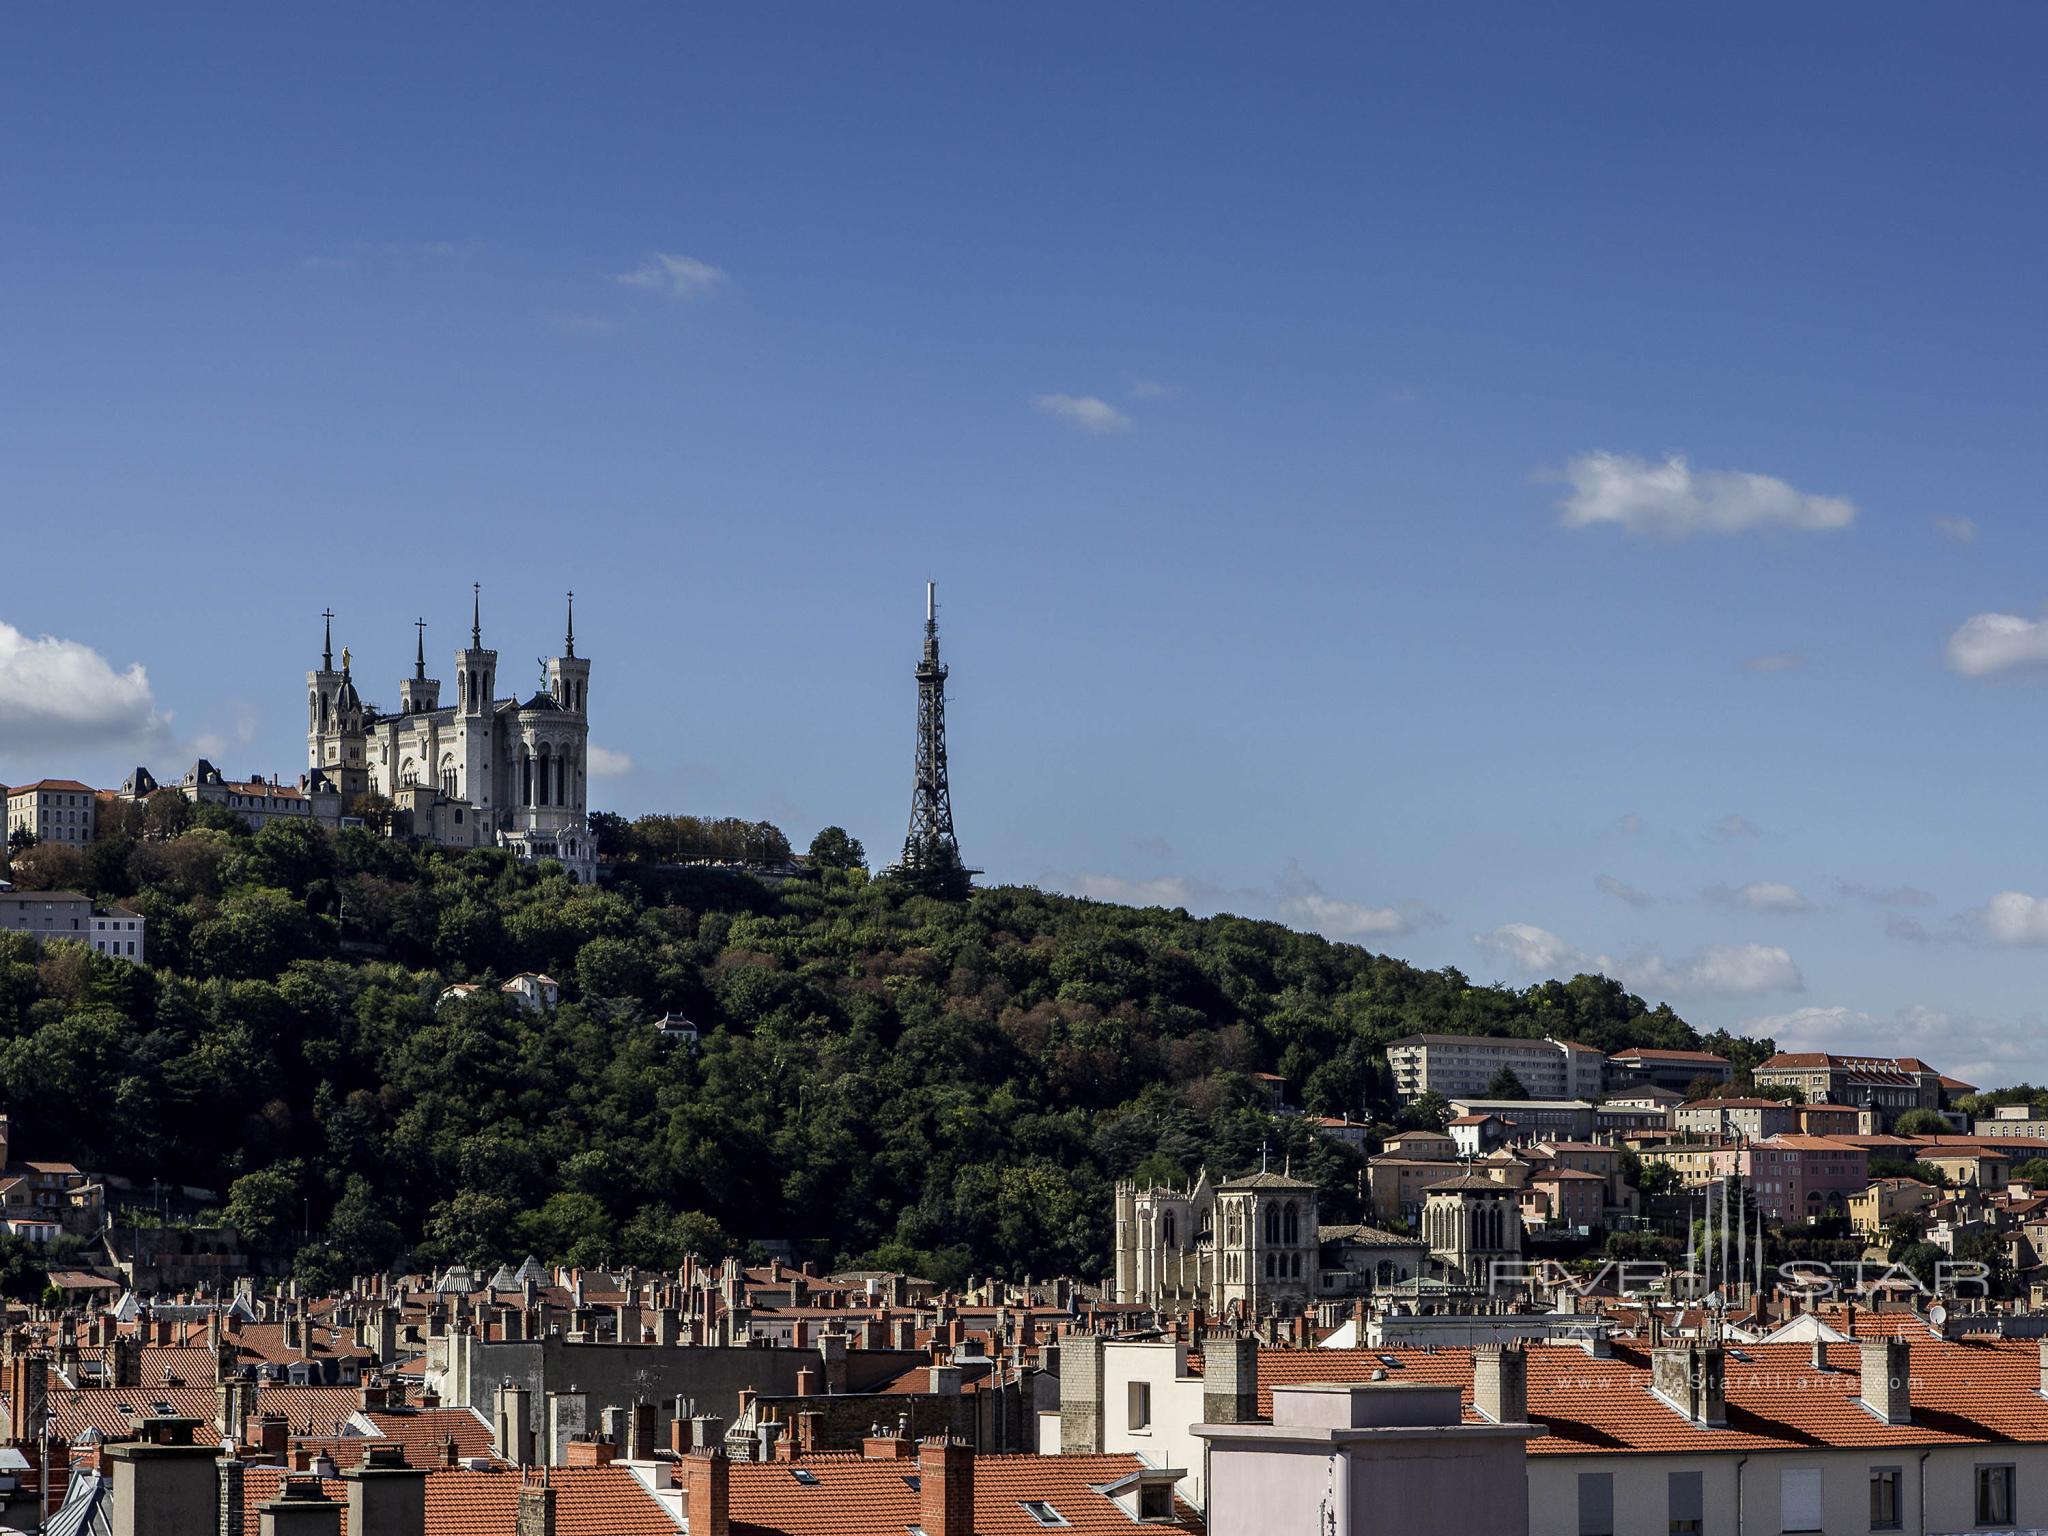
[454,584,498,812]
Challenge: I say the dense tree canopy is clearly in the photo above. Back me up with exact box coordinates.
[0,818,1752,1285]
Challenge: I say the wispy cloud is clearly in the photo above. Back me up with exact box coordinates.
[615,252,727,301]
[1473,922,1802,998]
[1706,880,1813,914]
[1618,813,1645,837]
[0,620,167,755]
[542,311,620,337]
[1595,874,1655,909]
[1710,813,1763,842]
[1837,880,1936,909]
[1053,863,1438,943]
[1555,451,1855,538]
[1945,608,2048,677]
[1933,515,1978,545]
[1274,863,1442,941]
[1031,393,1134,435]
[1740,652,1805,674]
[1742,1002,2023,1089]
[587,744,635,776]
[300,240,473,272]
[1129,377,1176,400]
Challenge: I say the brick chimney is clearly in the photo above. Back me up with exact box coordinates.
[514,1473,555,1536]
[1860,1338,1912,1425]
[863,1430,913,1461]
[245,1411,290,1465]
[677,1447,729,1536]
[341,1443,425,1536]
[1472,1344,1528,1424]
[918,1438,974,1536]
[564,1438,616,1468]
[1199,1335,1258,1426]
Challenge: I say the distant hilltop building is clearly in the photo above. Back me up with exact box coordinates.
[306,587,596,881]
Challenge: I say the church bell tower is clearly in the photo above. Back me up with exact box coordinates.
[454,584,498,811]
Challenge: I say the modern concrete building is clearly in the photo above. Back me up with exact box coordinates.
[1193,1378,1538,1536]
[1389,1034,1605,1102]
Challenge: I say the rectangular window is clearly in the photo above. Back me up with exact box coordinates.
[1870,1467,1901,1531]
[1668,1471,1703,1535]
[1780,1468,1822,1533]
[1577,1473,1614,1536]
[1127,1381,1150,1431]
[1978,1465,2014,1527]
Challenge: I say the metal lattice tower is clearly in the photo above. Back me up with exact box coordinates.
[902,581,961,871]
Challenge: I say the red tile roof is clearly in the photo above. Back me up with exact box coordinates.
[1256,1336,2048,1455]
[726,1452,1203,1536]
[241,1463,678,1536]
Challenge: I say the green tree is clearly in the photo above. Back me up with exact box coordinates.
[1892,1108,1949,1137]
[807,827,868,873]
[1401,1091,1452,1132]
[1484,1067,1529,1098]
[224,1162,304,1254]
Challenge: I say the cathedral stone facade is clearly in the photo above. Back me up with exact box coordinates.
[306,591,596,883]
[1113,1167,1321,1315]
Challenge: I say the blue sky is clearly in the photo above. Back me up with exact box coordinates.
[4,5,2048,1079]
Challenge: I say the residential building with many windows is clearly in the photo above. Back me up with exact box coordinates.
[5,779,96,847]
[1389,1034,1606,1101]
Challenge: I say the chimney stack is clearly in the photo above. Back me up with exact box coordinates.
[104,1416,221,1536]
[1472,1344,1528,1424]
[514,1473,555,1536]
[918,1438,974,1536]
[1860,1338,1912,1425]
[341,1444,426,1536]
[677,1447,729,1536]
[257,1475,343,1536]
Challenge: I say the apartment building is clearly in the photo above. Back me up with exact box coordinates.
[1606,1047,1734,1095]
[5,779,96,846]
[1754,1052,1953,1129]
[1389,1034,1606,1101]
[0,891,147,965]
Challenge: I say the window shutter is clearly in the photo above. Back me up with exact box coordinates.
[1782,1468,1824,1533]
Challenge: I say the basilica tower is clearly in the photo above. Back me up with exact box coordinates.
[453,584,498,812]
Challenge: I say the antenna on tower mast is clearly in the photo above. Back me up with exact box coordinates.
[899,581,974,896]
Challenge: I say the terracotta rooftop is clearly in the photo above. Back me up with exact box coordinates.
[240,1463,678,1536]
[726,1451,1204,1536]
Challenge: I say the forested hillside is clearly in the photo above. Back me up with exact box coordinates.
[0,811,1760,1286]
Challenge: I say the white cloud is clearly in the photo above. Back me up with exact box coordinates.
[1837,880,1936,908]
[1742,1002,2023,1088]
[1129,378,1176,400]
[1621,944,1803,997]
[1595,874,1655,909]
[1031,393,1134,435]
[615,252,727,301]
[1707,881,1814,914]
[0,621,166,753]
[1274,864,1441,940]
[1473,922,1801,997]
[1057,863,1437,942]
[587,744,635,776]
[1982,891,2048,946]
[1945,609,2048,677]
[1556,451,1855,538]
[1934,515,1978,544]
[1711,814,1763,842]
[1070,872,1211,909]
[1740,652,1805,674]
[1474,923,1582,975]
[1618,813,1644,837]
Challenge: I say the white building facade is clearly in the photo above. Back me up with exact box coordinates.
[307,592,596,882]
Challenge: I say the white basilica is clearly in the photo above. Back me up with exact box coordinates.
[306,588,596,882]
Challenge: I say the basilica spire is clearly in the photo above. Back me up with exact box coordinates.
[321,607,335,672]
[414,617,428,681]
[471,583,482,649]
[565,591,576,659]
